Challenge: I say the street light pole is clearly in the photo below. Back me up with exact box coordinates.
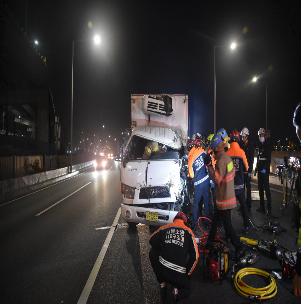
[213,46,217,134]
[265,84,268,130]
[70,39,75,173]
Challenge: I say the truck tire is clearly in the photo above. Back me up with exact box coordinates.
[127,222,137,230]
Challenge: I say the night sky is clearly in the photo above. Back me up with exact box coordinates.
[9,0,300,146]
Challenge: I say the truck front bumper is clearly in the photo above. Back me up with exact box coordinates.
[121,203,178,226]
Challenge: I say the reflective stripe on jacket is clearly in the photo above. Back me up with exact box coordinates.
[149,219,199,276]
[188,147,209,185]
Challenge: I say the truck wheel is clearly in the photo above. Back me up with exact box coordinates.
[127,222,137,230]
[149,225,158,233]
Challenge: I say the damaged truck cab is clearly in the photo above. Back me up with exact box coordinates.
[121,94,189,226]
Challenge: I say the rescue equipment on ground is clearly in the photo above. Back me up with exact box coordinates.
[195,217,228,281]
[201,240,230,281]
[240,237,297,279]
[234,267,277,300]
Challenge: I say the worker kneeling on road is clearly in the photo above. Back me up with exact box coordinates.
[149,212,199,303]
[206,132,243,258]
[188,134,212,224]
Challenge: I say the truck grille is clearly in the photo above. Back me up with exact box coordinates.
[139,186,170,199]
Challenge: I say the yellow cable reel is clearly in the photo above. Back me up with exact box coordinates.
[234,267,277,300]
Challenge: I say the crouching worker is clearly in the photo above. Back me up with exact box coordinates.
[149,212,199,303]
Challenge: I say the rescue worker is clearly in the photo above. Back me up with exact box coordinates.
[216,128,230,150]
[149,211,199,302]
[255,128,272,215]
[206,132,243,258]
[188,134,211,224]
[227,130,251,231]
[240,127,255,211]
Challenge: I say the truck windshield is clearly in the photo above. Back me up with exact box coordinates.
[124,135,180,160]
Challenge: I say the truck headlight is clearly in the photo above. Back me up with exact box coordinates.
[121,183,136,199]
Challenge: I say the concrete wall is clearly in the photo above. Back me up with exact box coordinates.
[0,160,94,203]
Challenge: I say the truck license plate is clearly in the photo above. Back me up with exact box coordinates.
[146,211,158,222]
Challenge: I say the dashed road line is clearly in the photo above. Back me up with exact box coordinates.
[35,181,91,216]
[0,171,82,208]
[77,207,121,304]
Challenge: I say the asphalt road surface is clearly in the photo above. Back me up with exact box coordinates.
[0,163,300,303]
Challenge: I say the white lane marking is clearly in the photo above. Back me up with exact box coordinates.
[77,207,121,304]
[0,171,82,208]
[137,225,160,304]
[35,181,91,216]
[95,223,128,230]
[251,182,283,194]
[95,226,111,230]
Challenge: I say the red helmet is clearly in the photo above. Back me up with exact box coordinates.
[230,130,240,142]
[174,211,188,224]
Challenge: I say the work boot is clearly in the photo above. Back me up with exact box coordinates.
[160,284,167,303]
[256,206,265,214]
[172,287,179,303]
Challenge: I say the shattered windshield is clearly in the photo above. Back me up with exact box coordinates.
[124,135,180,160]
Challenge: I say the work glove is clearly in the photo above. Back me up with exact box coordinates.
[204,154,212,166]
[260,168,266,174]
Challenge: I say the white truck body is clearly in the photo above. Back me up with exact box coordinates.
[121,94,188,226]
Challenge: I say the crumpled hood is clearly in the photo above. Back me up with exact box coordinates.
[132,126,182,150]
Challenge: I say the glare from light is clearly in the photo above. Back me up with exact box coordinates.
[34,40,39,46]
[93,34,102,46]
[252,75,258,83]
[230,41,237,51]
[101,159,108,168]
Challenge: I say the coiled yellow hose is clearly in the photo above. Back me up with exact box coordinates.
[234,267,277,300]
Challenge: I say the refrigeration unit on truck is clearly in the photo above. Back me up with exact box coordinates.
[121,94,189,227]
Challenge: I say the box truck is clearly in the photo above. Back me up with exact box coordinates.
[121,94,189,227]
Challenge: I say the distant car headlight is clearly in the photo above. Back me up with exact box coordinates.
[101,159,108,168]
[93,160,97,168]
[121,183,135,199]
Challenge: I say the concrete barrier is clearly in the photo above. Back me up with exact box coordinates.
[0,160,94,204]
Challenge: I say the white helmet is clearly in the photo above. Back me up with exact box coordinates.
[258,128,265,136]
[240,127,250,136]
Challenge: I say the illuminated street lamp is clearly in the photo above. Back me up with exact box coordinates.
[230,41,237,51]
[213,40,238,133]
[34,39,39,46]
[251,75,258,83]
[93,34,102,46]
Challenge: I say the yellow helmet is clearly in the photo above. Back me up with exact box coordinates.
[207,133,215,142]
